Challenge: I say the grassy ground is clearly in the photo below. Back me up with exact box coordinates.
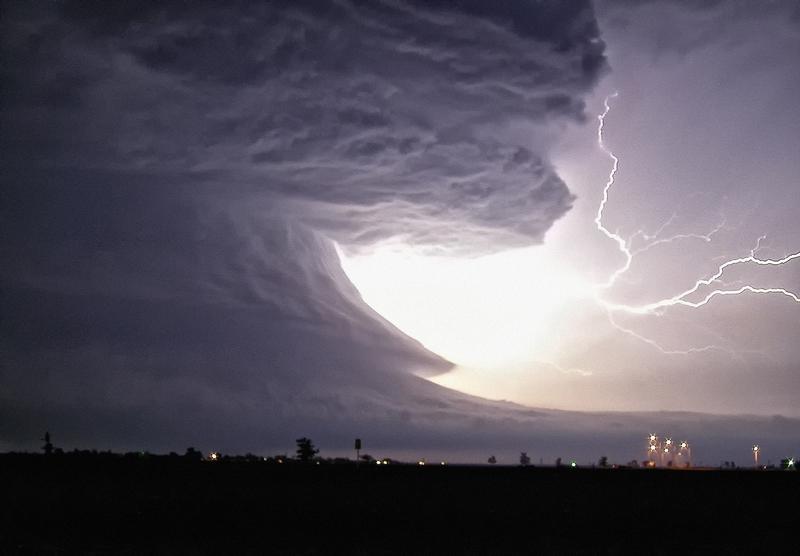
[2,454,796,554]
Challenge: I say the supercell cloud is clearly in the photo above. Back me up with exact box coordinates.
[0,0,605,450]
[2,0,605,252]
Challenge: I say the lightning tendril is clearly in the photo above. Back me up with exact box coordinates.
[592,92,800,355]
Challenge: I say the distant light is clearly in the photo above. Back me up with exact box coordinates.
[418,460,425,466]
[570,461,577,468]
[441,461,446,466]
[383,460,389,465]
[680,442,687,450]
[788,458,795,468]
[649,434,657,442]
[209,452,219,461]
[753,445,760,452]
[278,459,283,464]
[649,445,657,452]
[665,439,672,446]
[376,461,381,465]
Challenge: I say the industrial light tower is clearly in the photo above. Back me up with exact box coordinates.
[677,441,691,468]
[646,434,659,467]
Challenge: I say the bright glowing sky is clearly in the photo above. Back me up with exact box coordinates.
[340,242,588,371]
[340,1,800,415]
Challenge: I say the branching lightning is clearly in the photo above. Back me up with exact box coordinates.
[628,215,726,257]
[592,92,800,355]
[593,92,631,291]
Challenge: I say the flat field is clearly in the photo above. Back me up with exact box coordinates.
[2,454,796,555]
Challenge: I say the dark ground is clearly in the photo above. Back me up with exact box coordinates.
[2,454,797,555]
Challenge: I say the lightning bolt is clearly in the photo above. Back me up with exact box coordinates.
[629,216,726,257]
[591,92,800,355]
[593,92,631,290]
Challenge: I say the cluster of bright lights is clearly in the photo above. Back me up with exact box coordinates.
[593,93,800,355]
[646,433,690,466]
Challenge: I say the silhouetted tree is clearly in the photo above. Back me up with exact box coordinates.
[488,455,497,464]
[42,432,54,456]
[184,447,203,462]
[598,456,608,468]
[296,437,319,462]
[359,453,374,463]
[519,452,530,466]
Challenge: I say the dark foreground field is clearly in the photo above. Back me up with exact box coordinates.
[2,454,797,555]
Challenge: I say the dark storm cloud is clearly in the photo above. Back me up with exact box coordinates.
[0,0,616,456]
[2,0,605,252]
[599,0,800,59]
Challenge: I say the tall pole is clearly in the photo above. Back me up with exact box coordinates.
[647,434,659,467]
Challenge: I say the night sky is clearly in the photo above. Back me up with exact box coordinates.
[2,0,799,465]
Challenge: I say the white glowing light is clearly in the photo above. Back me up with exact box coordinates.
[339,244,587,370]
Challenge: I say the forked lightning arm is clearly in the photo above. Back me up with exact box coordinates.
[592,93,800,353]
